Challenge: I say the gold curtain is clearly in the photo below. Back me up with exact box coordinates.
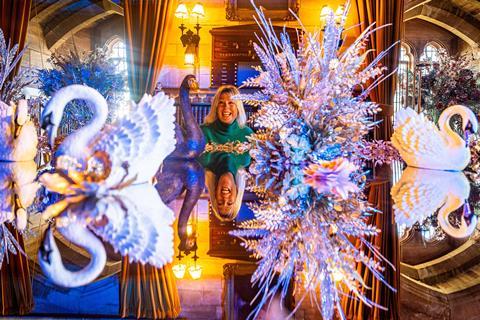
[341,1,404,319]
[341,167,399,320]
[0,225,34,315]
[120,261,181,319]
[354,0,404,141]
[124,0,177,102]
[121,1,181,318]
[0,0,33,315]
[0,0,31,78]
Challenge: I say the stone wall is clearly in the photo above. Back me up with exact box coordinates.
[404,18,465,58]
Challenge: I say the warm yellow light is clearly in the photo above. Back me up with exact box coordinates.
[320,5,333,25]
[335,5,345,17]
[188,265,203,280]
[185,53,195,66]
[335,5,345,23]
[191,3,205,18]
[186,223,193,236]
[175,3,189,19]
[332,269,344,282]
[184,45,196,66]
[172,263,187,279]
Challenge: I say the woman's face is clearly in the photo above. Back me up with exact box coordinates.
[217,93,238,125]
[215,172,237,217]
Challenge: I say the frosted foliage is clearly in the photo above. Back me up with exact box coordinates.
[231,2,396,319]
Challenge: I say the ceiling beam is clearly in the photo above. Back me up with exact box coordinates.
[43,0,123,51]
[404,0,432,13]
[404,3,480,48]
[30,0,78,23]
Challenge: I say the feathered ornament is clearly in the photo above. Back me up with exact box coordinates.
[231,1,396,319]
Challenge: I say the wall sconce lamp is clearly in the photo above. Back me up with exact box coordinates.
[319,5,345,30]
[174,204,202,280]
[184,45,196,66]
[172,262,187,279]
[175,2,205,66]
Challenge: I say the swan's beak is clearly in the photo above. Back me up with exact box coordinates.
[39,225,54,264]
[464,121,475,147]
[463,201,474,226]
[188,78,200,92]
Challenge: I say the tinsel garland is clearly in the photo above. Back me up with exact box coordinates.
[0,28,33,103]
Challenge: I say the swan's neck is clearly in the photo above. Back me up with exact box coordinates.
[179,86,202,139]
[438,196,474,239]
[438,109,465,148]
[39,222,106,288]
[56,87,108,160]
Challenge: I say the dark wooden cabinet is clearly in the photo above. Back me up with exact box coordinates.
[207,201,253,260]
[209,24,299,87]
[225,0,300,21]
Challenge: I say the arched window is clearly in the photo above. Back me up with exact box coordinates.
[420,42,442,63]
[106,37,130,117]
[394,43,415,113]
[107,38,127,73]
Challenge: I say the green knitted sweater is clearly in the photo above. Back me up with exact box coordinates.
[200,119,253,145]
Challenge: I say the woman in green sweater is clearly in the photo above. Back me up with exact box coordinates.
[199,85,253,221]
[201,152,249,221]
[201,85,253,145]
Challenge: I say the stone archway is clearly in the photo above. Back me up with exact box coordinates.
[30,0,124,51]
[404,0,480,48]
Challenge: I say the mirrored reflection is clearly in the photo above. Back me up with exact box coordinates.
[0,161,39,315]
[397,167,480,320]
[392,167,476,240]
[199,151,250,222]
[155,159,205,254]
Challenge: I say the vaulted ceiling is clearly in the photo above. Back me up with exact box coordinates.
[29,0,480,51]
[30,0,123,50]
[405,0,480,47]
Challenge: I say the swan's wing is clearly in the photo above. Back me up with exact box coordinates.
[91,184,174,268]
[391,174,445,228]
[392,108,447,159]
[92,92,176,183]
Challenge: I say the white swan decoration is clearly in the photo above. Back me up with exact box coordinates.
[0,100,38,161]
[38,84,176,287]
[392,105,478,171]
[392,167,476,239]
[40,221,107,287]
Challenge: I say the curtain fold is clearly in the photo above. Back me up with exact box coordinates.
[120,260,181,319]
[339,2,404,319]
[0,0,33,316]
[121,1,181,318]
[124,0,177,102]
[341,165,400,320]
[355,0,404,141]
[0,0,31,79]
[0,225,34,315]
